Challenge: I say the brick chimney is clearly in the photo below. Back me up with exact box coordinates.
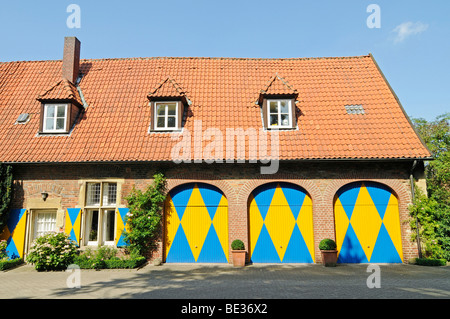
[62,37,81,84]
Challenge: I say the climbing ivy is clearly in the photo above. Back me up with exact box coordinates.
[0,164,13,233]
[123,172,167,257]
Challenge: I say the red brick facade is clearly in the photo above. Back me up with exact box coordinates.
[11,160,421,263]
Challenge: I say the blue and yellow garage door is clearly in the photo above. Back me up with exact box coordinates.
[249,183,315,263]
[164,183,229,263]
[334,182,403,263]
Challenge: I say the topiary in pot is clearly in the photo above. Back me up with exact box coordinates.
[231,239,246,267]
[319,238,338,267]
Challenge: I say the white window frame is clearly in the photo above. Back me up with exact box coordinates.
[267,99,293,129]
[43,104,68,133]
[153,101,179,131]
[83,182,118,246]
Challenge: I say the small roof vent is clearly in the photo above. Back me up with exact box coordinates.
[15,113,30,124]
[345,104,365,115]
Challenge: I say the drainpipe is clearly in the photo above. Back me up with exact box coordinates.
[410,160,422,258]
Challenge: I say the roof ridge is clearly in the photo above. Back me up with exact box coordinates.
[0,54,372,64]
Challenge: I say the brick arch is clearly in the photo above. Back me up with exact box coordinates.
[24,183,64,197]
[325,178,410,207]
[165,172,236,204]
[237,175,322,207]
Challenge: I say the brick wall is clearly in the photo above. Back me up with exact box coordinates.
[11,160,421,263]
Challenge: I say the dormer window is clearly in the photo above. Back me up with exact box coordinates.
[258,74,298,130]
[154,101,179,131]
[268,99,293,128]
[147,77,191,132]
[36,78,84,135]
[43,104,68,133]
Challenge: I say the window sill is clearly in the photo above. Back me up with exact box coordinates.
[266,126,296,130]
[149,128,183,133]
[37,131,71,136]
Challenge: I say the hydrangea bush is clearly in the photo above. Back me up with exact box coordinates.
[26,232,78,271]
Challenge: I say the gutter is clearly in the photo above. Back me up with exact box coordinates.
[410,159,422,258]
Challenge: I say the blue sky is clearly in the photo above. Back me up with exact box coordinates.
[1,0,448,121]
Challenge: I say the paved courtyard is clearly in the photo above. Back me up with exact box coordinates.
[1,262,449,300]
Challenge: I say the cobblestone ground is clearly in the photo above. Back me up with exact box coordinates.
[0,263,449,300]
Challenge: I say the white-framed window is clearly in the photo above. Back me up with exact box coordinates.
[33,210,57,240]
[267,99,292,128]
[154,101,178,130]
[43,104,68,132]
[84,182,117,246]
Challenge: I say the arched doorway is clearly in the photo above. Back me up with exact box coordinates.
[164,183,229,263]
[248,182,314,263]
[334,181,403,263]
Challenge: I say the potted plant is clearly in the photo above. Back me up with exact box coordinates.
[231,239,246,267]
[319,238,338,267]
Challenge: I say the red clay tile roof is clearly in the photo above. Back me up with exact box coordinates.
[37,78,83,107]
[260,73,297,96]
[0,55,431,163]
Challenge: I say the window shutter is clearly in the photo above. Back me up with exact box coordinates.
[149,102,155,131]
[261,99,268,129]
[115,208,129,247]
[65,208,82,246]
[177,102,183,130]
[291,99,297,128]
[0,209,28,259]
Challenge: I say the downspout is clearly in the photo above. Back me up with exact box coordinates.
[410,160,422,258]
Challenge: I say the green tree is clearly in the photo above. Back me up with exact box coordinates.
[412,113,450,260]
[0,164,13,233]
[123,172,167,257]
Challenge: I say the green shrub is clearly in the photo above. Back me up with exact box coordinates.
[105,256,146,269]
[0,239,7,260]
[0,239,24,271]
[72,247,146,269]
[231,239,245,250]
[415,258,447,266]
[0,258,23,271]
[26,232,78,271]
[124,172,167,257]
[319,238,337,250]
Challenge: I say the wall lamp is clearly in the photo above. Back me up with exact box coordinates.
[41,192,48,201]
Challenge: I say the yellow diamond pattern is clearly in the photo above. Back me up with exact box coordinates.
[297,195,315,262]
[264,185,296,261]
[349,184,382,261]
[180,185,212,261]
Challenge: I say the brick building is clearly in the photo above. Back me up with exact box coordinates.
[0,37,431,264]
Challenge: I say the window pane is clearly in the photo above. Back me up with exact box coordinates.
[45,118,54,131]
[103,183,117,206]
[167,104,177,115]
[87,210,99,242]
[157,117,165,128]
[156,105,166,115]
[104,210,115,242]
[34,212,56,239]
[280,101,289,113]
[46,105,55,118]
[167,116,176,128]
[86,183,101,206]
[269,101,278,113]
[270,115,278,126]
[57,105,66,117]
[56,118,65,130]
[281,114,290,126]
